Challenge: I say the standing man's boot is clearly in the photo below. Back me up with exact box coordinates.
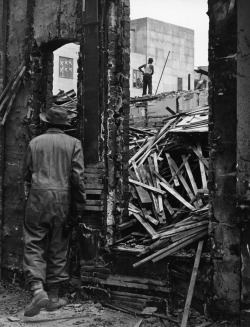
[47,286,68,311]
[24,281,49,317]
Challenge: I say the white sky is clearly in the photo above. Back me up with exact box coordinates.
[130,0,209,67]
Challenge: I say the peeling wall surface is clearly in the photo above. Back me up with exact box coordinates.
[208,0,240,317]
[0,0,130,273]
[237,0,250,320]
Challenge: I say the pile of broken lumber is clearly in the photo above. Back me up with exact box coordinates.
[52,89,78,128]
[114,106,209,266]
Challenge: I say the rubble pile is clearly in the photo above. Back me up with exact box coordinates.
[114,106,209,267]
[52,89,78,128]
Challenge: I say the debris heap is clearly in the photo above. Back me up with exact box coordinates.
[113,106,209,268]
[52,89,78,129]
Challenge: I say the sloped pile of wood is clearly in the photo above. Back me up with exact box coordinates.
[0,62,26,125]
[52,89,78,127]
[114,106,209,267]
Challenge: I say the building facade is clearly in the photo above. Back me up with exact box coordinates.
[53,43,80,95]
[130,17,194,97]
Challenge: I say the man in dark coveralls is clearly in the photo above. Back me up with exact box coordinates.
[22,106,86,317]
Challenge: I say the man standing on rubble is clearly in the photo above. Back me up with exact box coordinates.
[138,57,154,96]
[22,106,86,317]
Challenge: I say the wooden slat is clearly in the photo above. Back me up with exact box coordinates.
[83,205,103,211]
[159,182,196,211]
[170,157,199,209]
[169,154,191,184]
[165,153,179,187]
[192,145,209,168]
[197,143,208,189]
[152,231,207,263]
[129,178,166,195]
[132,212,158,238]
[117,219,137,230]
[85,189,102,195]
[182,154,203,207]
[85,200,102,206]
[85,183,103,189]
[153,153,164,216]
[158,221,208,239]
[181,240,204,327]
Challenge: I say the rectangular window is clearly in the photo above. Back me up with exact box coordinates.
[133,69,143,88]
[177,77,183,91]
[59,56,73,79]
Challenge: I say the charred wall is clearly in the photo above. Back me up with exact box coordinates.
[208,0,240,317]
[237,0,250,323]
[0,0,130,273]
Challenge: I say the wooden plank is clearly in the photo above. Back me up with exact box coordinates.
[181,240,204,327]
[182,154,203,207]
[158,221,208,239]
[192,145,209,168]
[129,178,166,195]
[165,153,180,186]
[171,225,207,242]
[85,200,102,206]
[117,219,137,230]
[95,273,168,287]
[169,154,191,184]
[163,197,175,216]
[129,203,159,226]
[170,157,199,209]
[132,212,158,238]
[85,183,103,189]
[133,231,204,268]
[129,137,154,165]
[153,153,164,217]
[143,167,160,216]
[152,231,207,263]
[85,168,104,174]
[133,319,144,327]
[137,120,175,166]
[85,189,102,195]
[83,205,103,211]
[197,143,208,189]
[81,276,170,293]
[135,186,152,205]
[0,62,25,104]
[132,160,142,181]
[159,182,196,211]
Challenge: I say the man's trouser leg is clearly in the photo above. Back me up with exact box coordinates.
[23,194,48,286]
[148,76,152,95]
[46,200,71,286]
[46,216,70,286]
[142,75,147,95]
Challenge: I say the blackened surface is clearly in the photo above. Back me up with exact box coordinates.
[208,0,240,317]
[237,0,250,320]
[82,0,99,164]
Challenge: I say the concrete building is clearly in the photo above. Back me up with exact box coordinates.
[53,43,80,95]
[130,17,194,97]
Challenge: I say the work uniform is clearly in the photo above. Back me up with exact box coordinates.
[143,64,153,95]
[22,128,85,287]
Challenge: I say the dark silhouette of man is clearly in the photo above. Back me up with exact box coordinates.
[138,58,154,96]
[22,106,86,316]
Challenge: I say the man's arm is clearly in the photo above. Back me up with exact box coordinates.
[70,140,86,213]
[138,64,146,74]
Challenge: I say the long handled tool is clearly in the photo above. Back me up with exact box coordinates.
[155,51,170,95]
